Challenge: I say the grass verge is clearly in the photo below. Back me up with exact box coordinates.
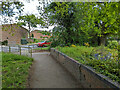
[33,46,50,51]
[2,52,33,88]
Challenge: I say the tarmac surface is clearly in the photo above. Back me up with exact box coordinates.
[28,52,83,88]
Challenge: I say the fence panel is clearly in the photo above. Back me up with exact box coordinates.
[0,45,32,58]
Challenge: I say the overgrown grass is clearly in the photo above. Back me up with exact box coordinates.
[56,46,119,83]
[2,52,33,88]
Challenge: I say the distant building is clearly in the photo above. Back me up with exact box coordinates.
[0,24,28,45]
[30,30,51,41]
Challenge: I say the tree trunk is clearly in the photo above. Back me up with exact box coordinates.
[100,36,106,46]
[28,23,31,38]
[28,31,30,39]
[98,37,100,46]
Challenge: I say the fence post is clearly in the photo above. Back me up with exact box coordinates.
[19,46,21,55]
[28,46,29,56]
[9,46,11,53]
[18,45,19,52]
[1,46,3,52]
[31,48,32,57]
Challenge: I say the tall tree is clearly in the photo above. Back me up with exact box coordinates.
[1,1,24,33]
[18,14,44,38]
[76,2,119,46]
[1,2,24,16]
[44,2,119,46]
[1,1,24,23]
[44,2,77,45]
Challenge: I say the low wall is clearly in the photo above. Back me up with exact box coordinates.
[50,48,120,88]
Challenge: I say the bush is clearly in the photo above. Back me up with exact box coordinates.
[107,40,118,49]
[33,38,36,42]
[118,44,120,61]
[51,40,60,47]
[2,40,8,45]
[33,38,41,43]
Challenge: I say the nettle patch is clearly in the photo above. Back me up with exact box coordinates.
[56,46,119,83]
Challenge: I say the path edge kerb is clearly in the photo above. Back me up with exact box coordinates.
[50,48,120,88]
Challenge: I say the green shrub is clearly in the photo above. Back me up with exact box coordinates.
[33,38,41,43]
[31,34,34,38]
[2,40,8,45]
[33,38,36,42]
[107,40,118,49]
[51,40,61,47]
[118,45,120,63]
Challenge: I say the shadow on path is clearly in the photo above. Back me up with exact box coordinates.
[28,52,83,88]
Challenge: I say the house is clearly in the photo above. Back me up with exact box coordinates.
[0,24,28,45]
[30,30,51,41]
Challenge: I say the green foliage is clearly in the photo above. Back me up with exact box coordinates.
[31,34,34,38]
[1,40,8,46]
[33,38,41,43]
[118,45,120,64]
[1,1,24,17]
[2,52,33,88]
[56,46,119,83]
[107,40,118,49]
[45,2,77,45]
[50,40,61,47]
[18,14,45,38]
[75,2,119,46]
[45,2,119,46]
[37,30,51,36]
[18,14,44,27]
[49,26,66,47]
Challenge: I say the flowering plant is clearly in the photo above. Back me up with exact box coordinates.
[94,52,112,61]
[71,44,76,47]
[84,42,89,47]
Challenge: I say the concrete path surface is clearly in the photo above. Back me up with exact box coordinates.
[28,52,83,88]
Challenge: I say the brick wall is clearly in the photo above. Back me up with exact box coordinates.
[30,30,51,40]
[1,24,28,45]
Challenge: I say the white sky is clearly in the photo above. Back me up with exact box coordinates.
[21,0,40,15]
[20,0,54,31]
[0,0,54,31]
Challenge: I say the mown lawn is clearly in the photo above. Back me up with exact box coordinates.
[56,46,119,83]
[2,52,33,88]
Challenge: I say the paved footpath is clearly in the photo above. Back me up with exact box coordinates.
[28,52,83,88]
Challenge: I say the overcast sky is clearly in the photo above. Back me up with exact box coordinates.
[0,0,54,31]
[20,0,54,31]
[21,0,40,15]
